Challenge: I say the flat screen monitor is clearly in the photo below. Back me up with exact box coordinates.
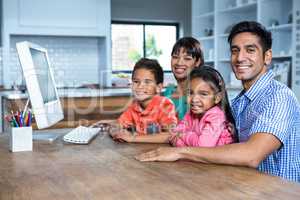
[16,41,64,130]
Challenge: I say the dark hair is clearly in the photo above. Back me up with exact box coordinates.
[228,21,272,53]
[189,65,236,137]
[171,37,204,66]
[132,58,164,84]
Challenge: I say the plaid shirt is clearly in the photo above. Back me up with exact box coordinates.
[231,70,300,182]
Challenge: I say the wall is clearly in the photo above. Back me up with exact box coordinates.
[111,0,191,36]
[1,0,111,88]
[9,35,106,88]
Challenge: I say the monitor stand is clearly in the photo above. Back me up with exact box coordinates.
[32,133,60,142]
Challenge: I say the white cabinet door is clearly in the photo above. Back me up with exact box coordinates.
[3,0,110,36]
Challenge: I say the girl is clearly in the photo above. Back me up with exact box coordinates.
[164,37,204,120]
[169,66,236,147]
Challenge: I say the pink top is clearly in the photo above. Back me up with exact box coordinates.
[171,106,234,147]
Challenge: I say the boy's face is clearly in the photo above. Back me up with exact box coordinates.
[132,68,162,106]
[171,48,201,81]
[230,32,272,90]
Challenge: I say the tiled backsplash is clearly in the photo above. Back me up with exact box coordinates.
[9,35,106,88]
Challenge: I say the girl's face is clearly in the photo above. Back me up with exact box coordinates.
[132,68,162,107]
[171,48,201,81]
[188,78,221,115]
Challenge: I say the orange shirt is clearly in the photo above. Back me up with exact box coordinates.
[118,95,178,135]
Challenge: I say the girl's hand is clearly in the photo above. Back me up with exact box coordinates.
[112,129,135,143]
[169,132,183,146]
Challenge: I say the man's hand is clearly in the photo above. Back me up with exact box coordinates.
[135,147,182,162]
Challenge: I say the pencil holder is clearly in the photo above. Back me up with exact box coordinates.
[9,126,32,152]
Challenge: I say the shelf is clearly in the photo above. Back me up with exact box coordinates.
[194,12,214,18]
[273,55,292,59]
[218,2,257,13]
[218,33,229,38]
[219,58,230,62]
[199,36,214,41]
[192,0,295,99]
[267,24,292,31]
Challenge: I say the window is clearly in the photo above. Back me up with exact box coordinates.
[112,22,178,72]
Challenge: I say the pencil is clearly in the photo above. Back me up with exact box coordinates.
[10,111,19,127]
[23,99,30,118]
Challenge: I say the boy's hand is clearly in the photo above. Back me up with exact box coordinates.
[111,129,135,143]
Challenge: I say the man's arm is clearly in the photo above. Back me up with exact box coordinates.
[136,132,281,168]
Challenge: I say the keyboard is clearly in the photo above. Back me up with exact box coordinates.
[63,126,101,144]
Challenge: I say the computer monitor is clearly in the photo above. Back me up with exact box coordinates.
[16,41,64,131]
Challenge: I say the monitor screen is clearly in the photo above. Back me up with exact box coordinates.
[16,41,64,130]
[29,48,57,104]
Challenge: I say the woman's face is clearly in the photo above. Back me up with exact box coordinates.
[171,48,201,81]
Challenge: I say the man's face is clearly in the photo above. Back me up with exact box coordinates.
[230,32,272,90]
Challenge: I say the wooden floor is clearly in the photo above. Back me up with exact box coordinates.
[0,129,299,199]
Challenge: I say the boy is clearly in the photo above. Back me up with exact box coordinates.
[110,58,178,143]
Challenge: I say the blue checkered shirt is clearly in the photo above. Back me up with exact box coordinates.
[231,70,300,182]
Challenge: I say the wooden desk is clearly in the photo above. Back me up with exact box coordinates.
[0,129,299,200]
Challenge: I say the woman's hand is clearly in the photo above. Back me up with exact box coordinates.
[135,147,182,162]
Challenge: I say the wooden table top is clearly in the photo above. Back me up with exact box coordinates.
[0,129,299,200]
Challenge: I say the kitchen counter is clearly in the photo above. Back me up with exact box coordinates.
[1,88,132,132]
[1,88,132,100]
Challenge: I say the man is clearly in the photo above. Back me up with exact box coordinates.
[136,21,300,182]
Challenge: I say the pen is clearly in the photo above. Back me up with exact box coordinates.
[10,121,15,127]
[24,112,28,126]
[5,115,16,127]
[28,111,31,126]
[19,112,23,127]
[10,111,19,127]
[16,112,20,127]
